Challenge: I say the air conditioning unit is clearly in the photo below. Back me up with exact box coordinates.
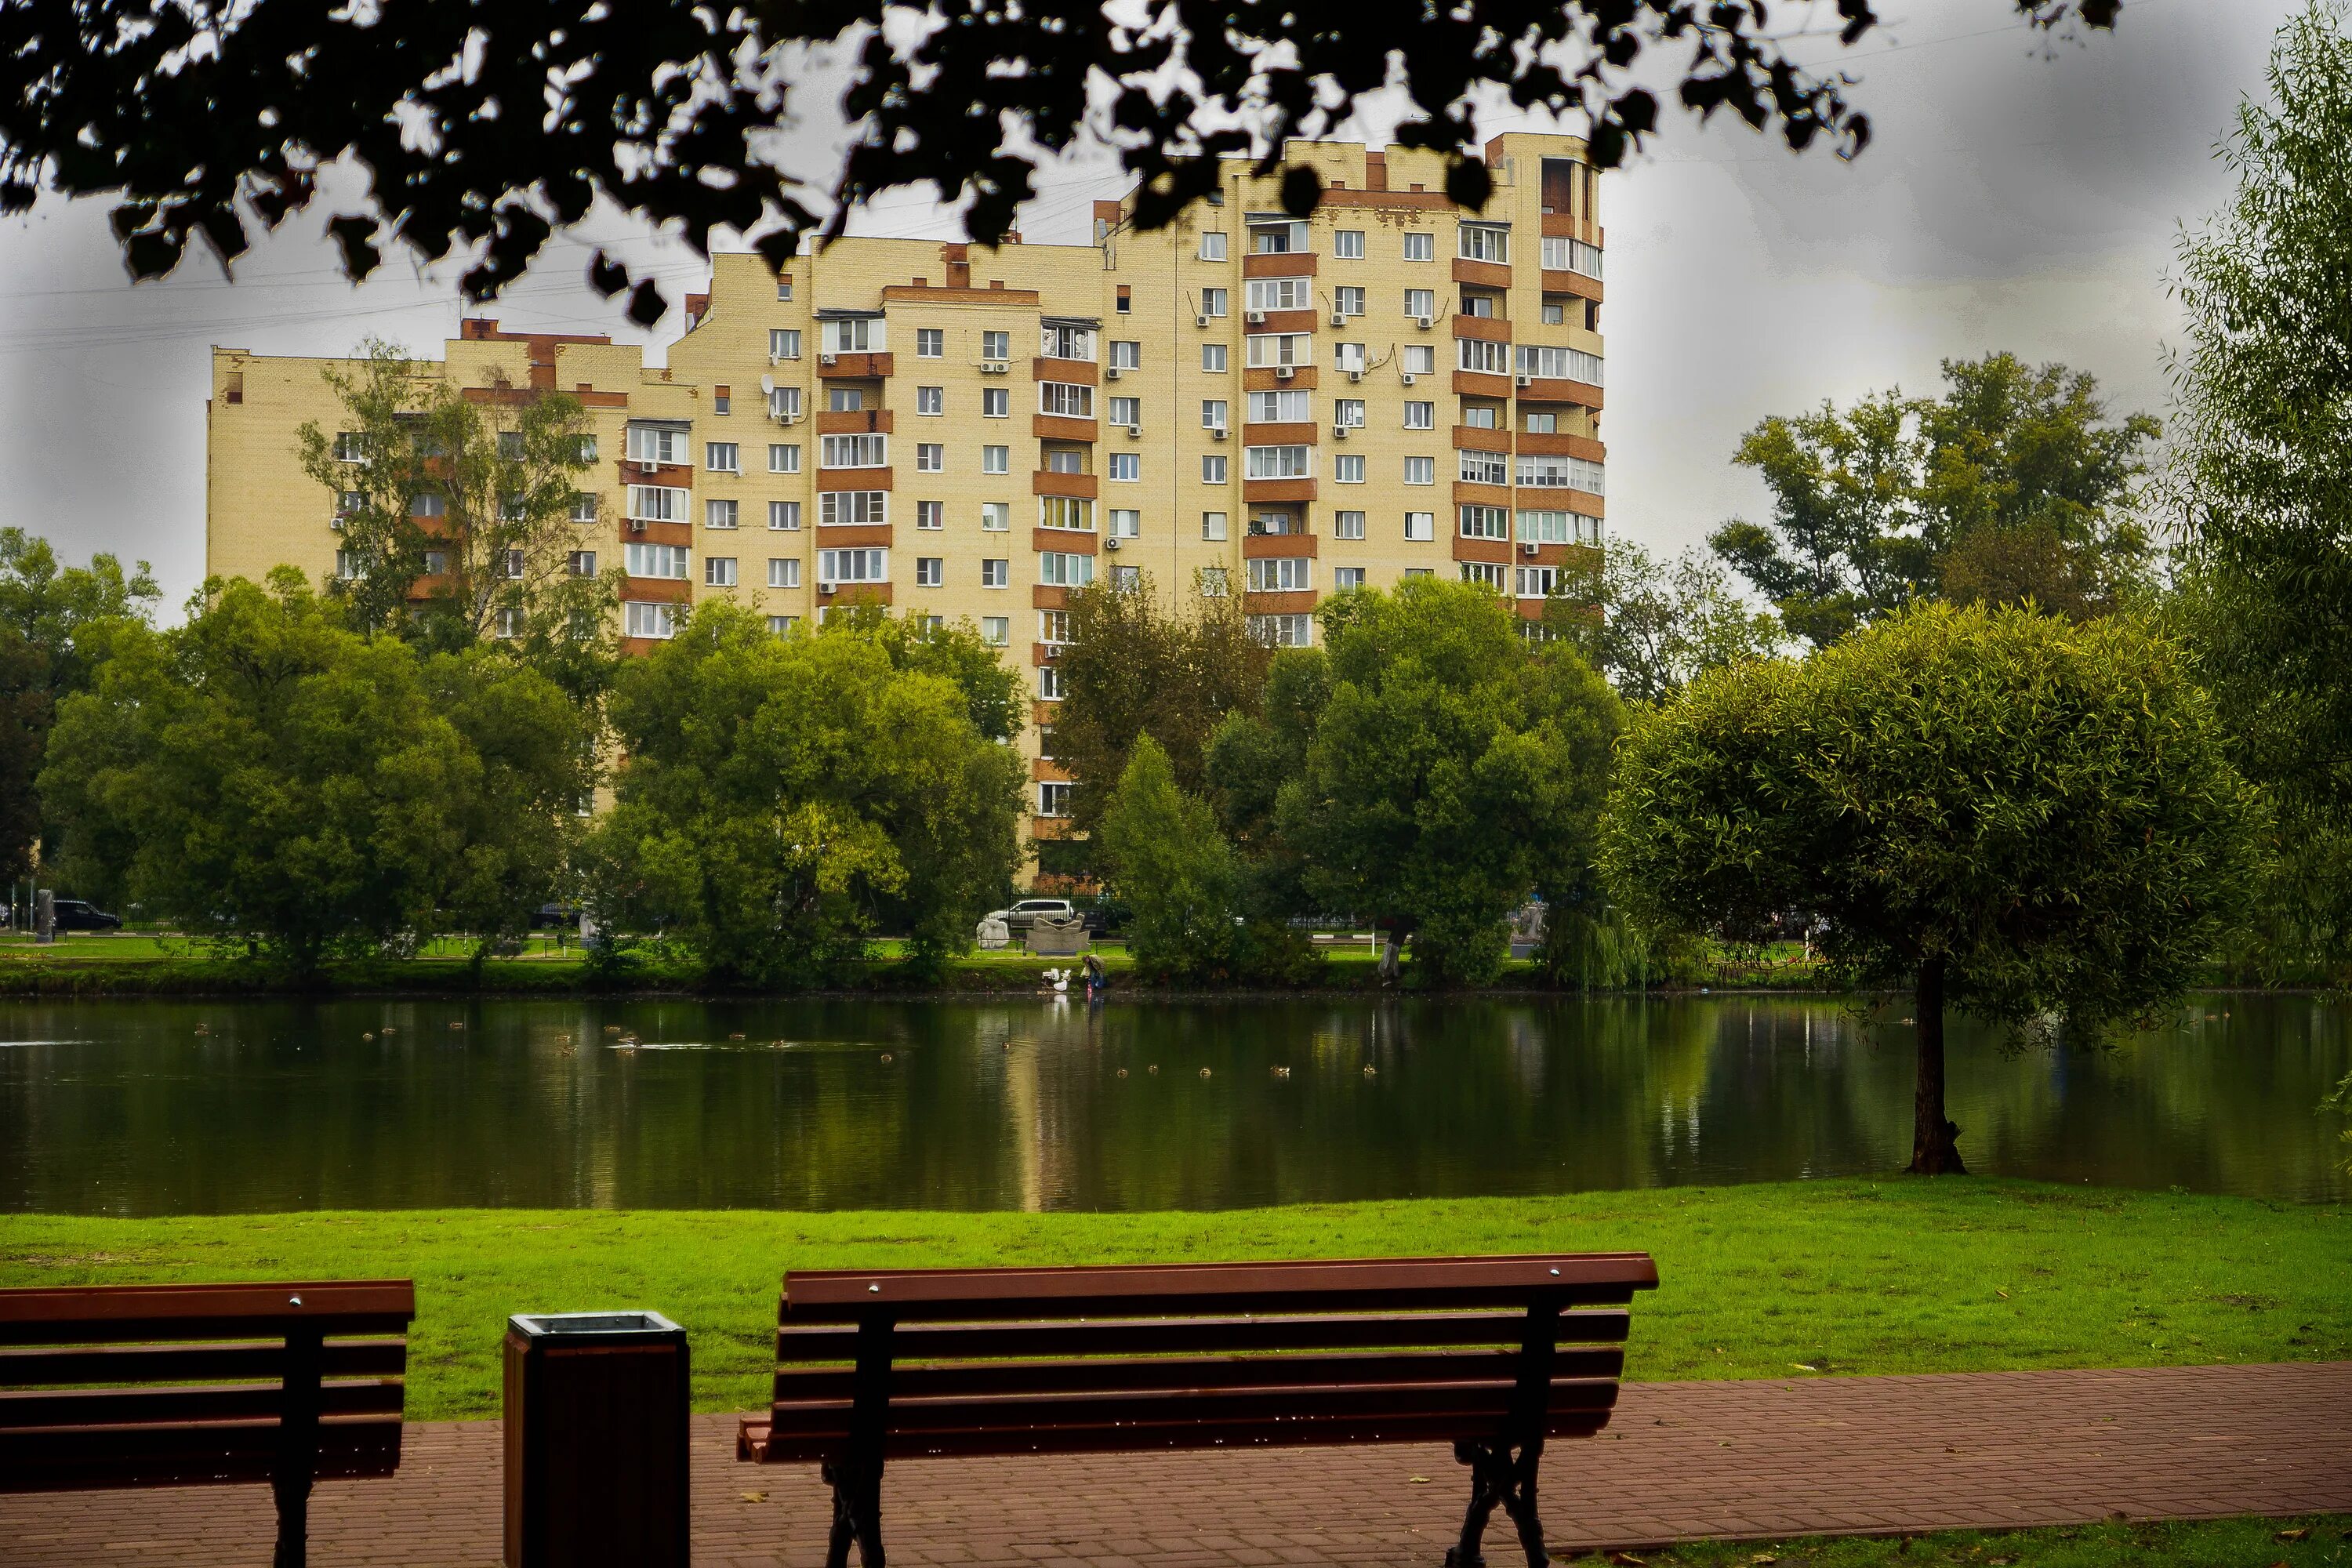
[627,518,648,535]
[818,581,837,594]
[1126,424,1142,439]
[982,360,1008,375]
[635,459,659,475]
[1400,373,1417,387]
[1346,368,1364,383]
[1194,314,1210,328]
[821,353,839,367]
[1105,366,1122,381]
[1523,541,1541,556]
[1333,425,1350,440]
[1245,310,1267,325]
[1275,365,1294,381]
[769,354,789,367]
[1103,536,1122,552]
[1330,313,1347,327]
[1210,426,1229,441]
[1415,314,1434,330]
[1515,373,1534,388]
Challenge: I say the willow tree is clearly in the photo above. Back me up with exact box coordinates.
[1602,604,2261,1174]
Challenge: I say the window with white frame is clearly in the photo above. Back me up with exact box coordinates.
[627,485,688,522]
[1039,551,1095,587]
[1108,452,1139,481]
[916,557,943,586]
[1403,344,1436,376]
[1334,230,1365,260]
[768,386,802,421]
[706,498,739,529]
[1544,237,1602,278]
[916,385,944,415]
[1457,223,1509,263]
[1403,231,1435,262]
[1108,508,1140,539]
[624,542,690,578]
[1245,333,1312,368]
[569,492,597,523]
[821,434,886,468]
[334,549,358,579]
[1464,405,1500,429]
[408,492,445,520]
[982,387,1009,418]
[626,423,688,465]
[1202,455,1229,484]
[575,434,597,463]
[769,328,801,361]
[1458,338,1511,375]
[1327,510,1363,540]
[1460,505,1509,540]
[705,555,738,586]
[1518,510,1577,544]
[982,502,1010,532]
[1201,399,1229,431]
[1246,276,1312,312]
[818,491,888,526]
[1461,561,1507,590]
[1334,399,1365,428]
[1037,666,1065,700]
[1201,287,1228,318]
[1402,401,1435,431]
[829,388,863,412]
[1405,510,1436,541]
[916,328,944,358]
[1517,345,1605,386]
[769,500,801,531]
[1040,323,1096,361]
[1040,383,1094,418]
[982,559,1009,587]
[1199,231,1229,261]
[820,317,884,354]
[769,443,800,474]
[1334,566,1367,590]
[1334,285,1364,317]
[1201,510,1229,542]
[916,442,942,473]
[333,431,368,463]
[1037,782,1072,817]
[775,277,794,300]
[1201,343,1228,372]
[1247,557,1312,592]
[982,330,1011,360]
[1039,496,1094,532]
[982,616,1010,646]
[818,547,887,584]
[1403,456,1435,485]
[1405,288,1436,320]
[1109,340,1142,369]
[1250,219,1308,254]
[1518,456,1605,493]
[1249,614,1314,647]
[624,601,677,639]
[1200,566,1229,596]
[1038,609,1072,644]
[768,557,800,588]
[1334,453,1365,484]
[490,609,524,646]
[1107,396,1141,428]
[769,615,800,634]
[1459,449,1508,486]
[1247,390,1310,423]
[982,445,1009,474]
[1246,445,1311,479]
[422,549,448,574]
[916,500,944,529]
[569,550,597,577]
[1516,565,1562,599]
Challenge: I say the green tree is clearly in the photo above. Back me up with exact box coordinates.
[296,339,615,684]
[1098,735,1250,980]
[2169,1,2352,985]
[1567,540,1780,705]
[1601,603,2263,1174]
[583,601,1022,985]
[38,572,591,971]
[815,603,1023,742]
[1710,355,2158,646]
[1054,577,1269,833]
[1245,579,1621,984]
[0,530,159,882]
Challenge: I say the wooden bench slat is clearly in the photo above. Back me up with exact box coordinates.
[775,1308,1629,1364]
[771,1346,1624,1405]
[745,1407,1615,1465]
[782,1255,1656,1323]
[0,1417,404,1492]
[0,1378,406,1428]
[0,1282,416,1347]
[0,1339,408,1387]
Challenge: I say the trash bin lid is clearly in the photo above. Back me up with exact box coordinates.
[508,1309,685,1344]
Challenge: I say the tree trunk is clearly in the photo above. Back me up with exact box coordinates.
[1377,929,1401,981]
[1908,956,1967,1174]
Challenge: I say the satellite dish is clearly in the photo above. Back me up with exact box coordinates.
[759,374,775,394]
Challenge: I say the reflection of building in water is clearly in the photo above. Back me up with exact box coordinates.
[1001,1003,1089,1211]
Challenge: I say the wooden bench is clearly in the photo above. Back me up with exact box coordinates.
[0,1280,417,1568]
[740,1253,1659,1568]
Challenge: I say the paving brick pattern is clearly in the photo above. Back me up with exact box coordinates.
[5,1363,2346,1566]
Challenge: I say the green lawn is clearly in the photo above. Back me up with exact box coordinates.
[2,1181,2342,1421]
[1612,1516,2351,1568]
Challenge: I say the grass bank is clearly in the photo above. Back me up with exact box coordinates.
[2,1181,2342,1421]
[1624,1516,2351,1568]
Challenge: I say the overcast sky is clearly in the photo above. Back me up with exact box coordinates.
[0,0,2300,613]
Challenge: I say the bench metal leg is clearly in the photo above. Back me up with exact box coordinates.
[270,1467,311,1568]
[821,1457,886,1568]
[1446,1439,1548,1568]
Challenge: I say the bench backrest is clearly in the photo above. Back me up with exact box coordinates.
[0,1280,416,1493]
[762,1254,1657,1463]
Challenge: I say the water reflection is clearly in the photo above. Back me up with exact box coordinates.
[0,994,2340,1216]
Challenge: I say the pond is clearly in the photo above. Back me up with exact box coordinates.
[0,993,2342,1215]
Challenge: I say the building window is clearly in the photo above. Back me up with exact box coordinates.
[1245,445,1310,479]
[769,386,803,422]
[568,550,597,577]
[1248,614,1313,647]
[916,500,944,530]
[1039,495,1094,531]
[1519,510,1576,545]
[769,500,801,531]
[421,549,449,575]
[1461,561,1508,590]
[982,502,1010,532]
[1039,609,1072,644]
[713,389,732,416]
[1403,401,1436,431]
[625,423,688,464]
[1515,566,1561,599]
[1108,452,1140,481]
[624,543,690,579]
[1247,557,1312,592]
[1518,456,1606,495]
[1246,276,1312,312]
[770,328,801,361]
[1111,564,1139,590]
[1199,566,1229,596]
[1041,323,1096,361]
[1202,287,1228,318]
[776,276,794,300]
[1040,383,1094,419]
[1458,223,1509,263]
[982,616,1010,645]
[1405,511,1436,541]
[411,492,446,520]
[822,317,885,354]
[916,442,943,473]
[1109,508,1140,539]
[982,330,1010,360]
[1542,299,1566,325]
[333,431,367,463]
[828,388,863,413]
[818,491,888,525]
[1464,405,1500,430]
[1037,782,1072,818]
[1038,667,1065,701]
[1201,510,1229,542]
[1334,285,1365,317]
[1403,457,1435,486]
[982,558,1009,587]
[769,615,800,634]
[768,557,800,589]
[1525,411,1559,434]
[1202,455,1229,484]
[1459,449,1508,486]
[1202,398,1229,431]
[1403,231,1435,262]
[821,433,887,467]
[1334,510,1366,540]
[568,492,597,523]
[916,557,944,587]
[1201,343,1228,372]
[981,387,1010,419]
[1460,505,1509,540]
[705,555,738,586]
[1334,566,1367,590]
[1517,345,1606,386]
[1403,344,1436,376]
[818,547,888,585]
[625,601,677,639]
[1244,333,1312,369]
[769,443,800,474]
[497,431,525,461]
[978,444,1009,475]
[1249,218,1308,253]
[1249,390,1310,423]
[917,386,944,416]
[1334,398,1365,429]
[1458,338,1510,376]
[1334,230,1365,260]
[1108,396,1141,427]
[1404,288,1436,321]
[1109,340,1142,369]
[575,434,598,463]
[1039,551,1095,587]
[626,485,687,521]
[916,328,944,358]
[706,498,739,529]
[1334,453,1366,484]
[334,549,357,579]
[1199,232,1229,262]
[1046,449,1086,474]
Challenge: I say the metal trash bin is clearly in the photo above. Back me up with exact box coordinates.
[503,1310,691,1568]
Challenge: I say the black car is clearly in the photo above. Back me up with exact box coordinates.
[51,899,122,931]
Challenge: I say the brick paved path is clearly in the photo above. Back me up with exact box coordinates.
[5,1363,2346,1566]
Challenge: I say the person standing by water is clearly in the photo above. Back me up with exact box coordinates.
[1083,952,1106,1000]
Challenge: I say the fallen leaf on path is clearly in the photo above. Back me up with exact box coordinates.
[1606,1554,1646,1566]
[741,1491,768,1503]
[2275,1529,2310,1541]
[1408,1475,1430,1483]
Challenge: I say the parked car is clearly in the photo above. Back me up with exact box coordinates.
[1079,901,1131,937]
[51,899,123,931]
[985,898,1076,933]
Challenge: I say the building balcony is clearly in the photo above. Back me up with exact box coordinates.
[1452,258,1511,290]
[1243,252,1318,278]
[816,409,894,434]
[1033,527,1099,555]
[1033,470,1098,499]
[1033,414,1098,444]
[1033,356,1098,386]
[817,351,893,379]
[1243,532,1318,558]
[1517,376,1603,411]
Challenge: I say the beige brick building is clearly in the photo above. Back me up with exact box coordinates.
[207,133,1608,844]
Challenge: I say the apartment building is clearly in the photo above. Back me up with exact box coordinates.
[206,132,1607,843]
